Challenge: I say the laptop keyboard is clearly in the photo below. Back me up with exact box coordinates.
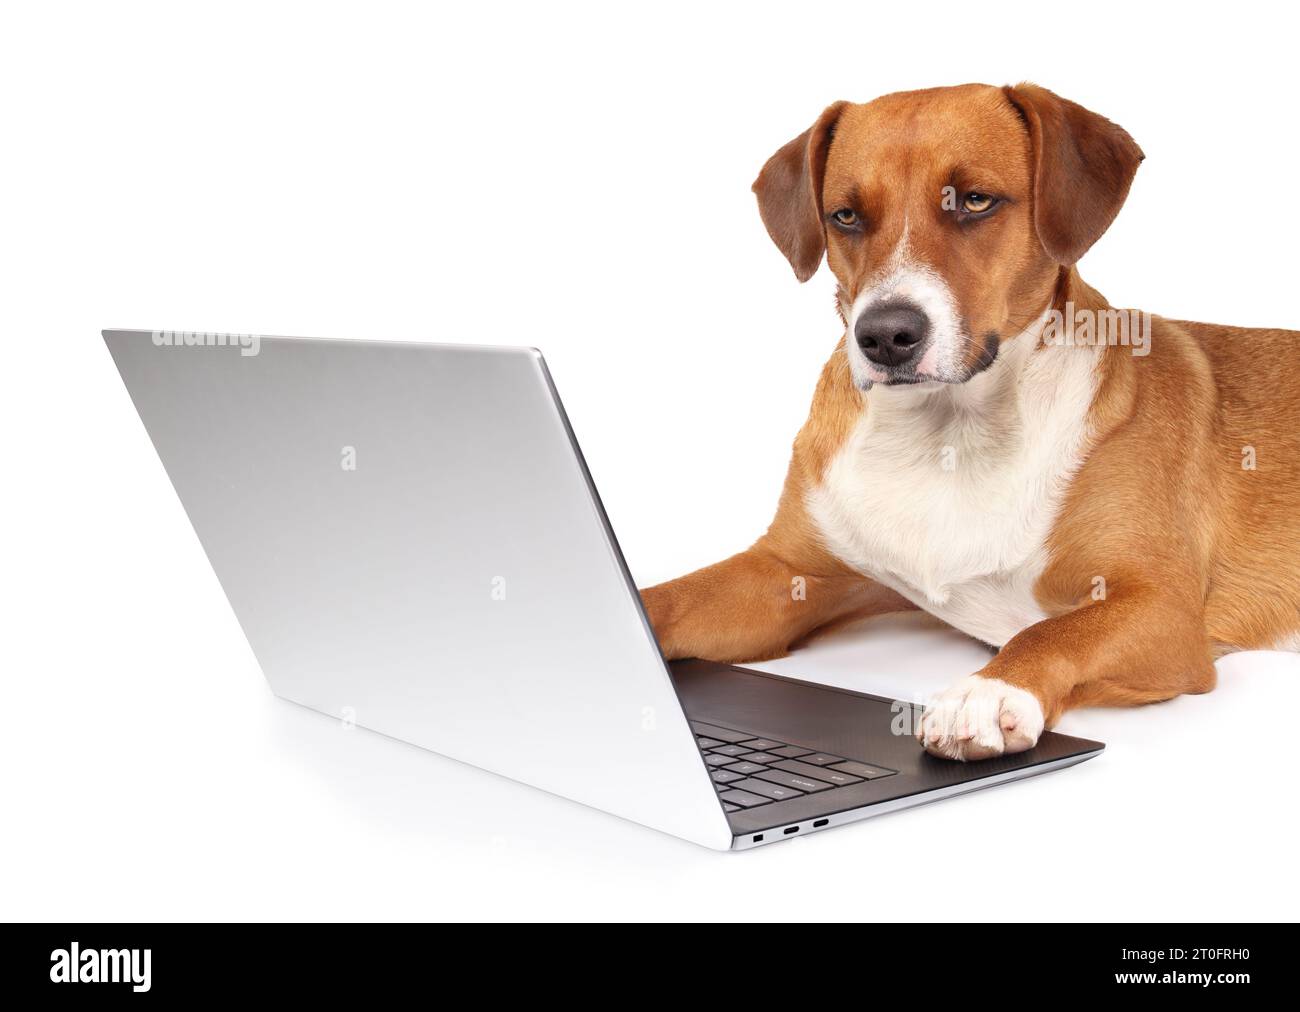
[691,721,896,813]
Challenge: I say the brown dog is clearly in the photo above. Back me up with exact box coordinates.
[641,83,1300,760]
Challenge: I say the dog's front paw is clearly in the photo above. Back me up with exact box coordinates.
[917,675,1045,761]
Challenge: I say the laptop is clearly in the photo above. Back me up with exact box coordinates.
[104,330,1103,850]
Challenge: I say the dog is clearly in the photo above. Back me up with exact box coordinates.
[641,83,1300,761]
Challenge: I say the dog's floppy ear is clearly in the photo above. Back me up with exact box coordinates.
[752,102,847,282]
[1004,83,1144,265]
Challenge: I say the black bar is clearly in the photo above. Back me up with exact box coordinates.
[0,922,1278,998]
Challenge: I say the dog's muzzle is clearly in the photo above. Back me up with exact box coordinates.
[854,300,929,370]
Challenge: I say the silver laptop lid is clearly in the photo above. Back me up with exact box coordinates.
[104,330,732,850]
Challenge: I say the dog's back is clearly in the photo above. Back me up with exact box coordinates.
[1175,319,1300,650]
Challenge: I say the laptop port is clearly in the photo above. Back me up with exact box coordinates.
[752,834,763,843]
[783,825,799,835]
[813,819,829,828]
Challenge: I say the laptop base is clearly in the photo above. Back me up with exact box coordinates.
[669,660,1103,849]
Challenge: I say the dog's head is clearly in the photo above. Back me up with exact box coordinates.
[753,83,1143,388]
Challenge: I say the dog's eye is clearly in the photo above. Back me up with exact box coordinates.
[962,192,995,214]
[832,208,859,226]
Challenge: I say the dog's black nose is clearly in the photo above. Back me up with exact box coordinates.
[855,302,929,367]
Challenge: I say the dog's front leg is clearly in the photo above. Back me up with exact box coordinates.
[641,339,916,663]
[918,586,1217,760]
[642,542,911,664]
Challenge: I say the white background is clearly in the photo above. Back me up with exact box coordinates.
[4,0,1298,921]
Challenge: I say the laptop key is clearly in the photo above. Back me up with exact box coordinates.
[739,738,784,752]
[734,778,804,802]
[705,753,738,767]
[718,789,772,808]
[711,770,745,784]
[710,744,752,757]
[799,753,845,766]
[774,759,862,786]
[770,745,814,759]
[722,760,768,776]
[829,761,895,780]
[690,722,753,744]
[722,803,740,813]
[696,736,725,750]
[754,768,833,793]
[740,751,781,765]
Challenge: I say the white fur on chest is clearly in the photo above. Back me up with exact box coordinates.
[807,329,1101,647]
